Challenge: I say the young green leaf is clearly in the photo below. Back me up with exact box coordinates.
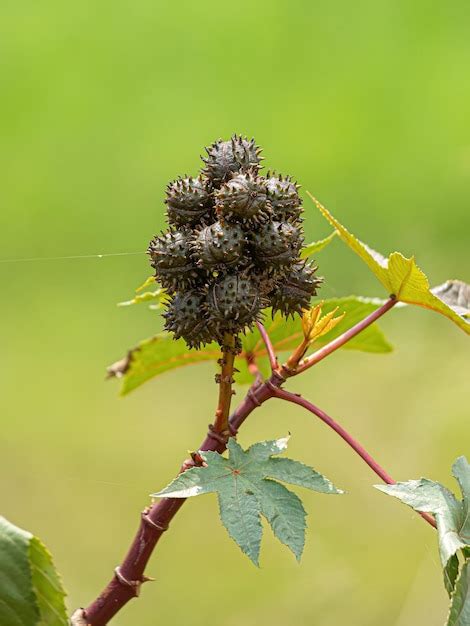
[375,456,470,592]
[107,334,220,395]
[0,516,68,626]
[301,230,337,259]
[311,195,470,335]
[235,297,393,383]
[117,288,168,309]
[446,560,470,626]
[135,275,157,291]
[108,297,393,392]
[152,437,342,565]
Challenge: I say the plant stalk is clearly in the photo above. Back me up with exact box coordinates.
[272,388,437,529]
[295,297,397,374]
[82,371,281,625]
[213,333,236,434]
[81,298,426,624]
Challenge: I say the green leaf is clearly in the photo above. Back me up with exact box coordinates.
[107,333,220,395]
[312,195,470,335]
[236,297,393,383]
[301,230,337,259]
[153,437,342,564]
[135,275,156,291]
[447,559,470,626]
[117,288,168,309]
[445,555,461,597]
[109,296,393,392]
[375,456,470,577]
[0,516,67,626]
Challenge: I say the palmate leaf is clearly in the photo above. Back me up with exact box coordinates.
[311,195,470,335]
[0,516,68,626]
[376,456,470,595]
[109,296,393,393]
[153,437,342,565]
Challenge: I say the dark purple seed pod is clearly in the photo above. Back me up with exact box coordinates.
[251,220,303,268]
[215,172,271,225]
[163,291,214,349]
[192,221,247,270]
[269,261,322,317]
[266,172,302,219]
[148,230,202,292]
[165,175,213,226]
[206,274,265,334]
[202,135,263,187]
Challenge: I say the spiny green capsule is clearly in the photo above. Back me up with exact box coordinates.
[266,172,302,219]
[192,221,247,270]
[163,291,213,349]
[165,175,213,226]
[148,230,201,292]
[206,274,265,334]
[215,172,271,225]
[251,220,303,268]
[202,135,263,187]
[269,261,322,317]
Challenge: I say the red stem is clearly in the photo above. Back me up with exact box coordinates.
[83,373,280,625]
[296,297,397,373]
[82,296,434,624]
[272,387,437,529]
[256,320,278,371]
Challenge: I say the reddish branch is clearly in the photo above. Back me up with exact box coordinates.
[296,297,398,373]
[81,296,435,625]
[82,372,280,625]
[271,388,437,529]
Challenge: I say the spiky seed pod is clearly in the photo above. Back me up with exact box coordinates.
[148,230,201,292]
[163,291,213,349]
[202,135,263,186]
[215,173,271,225]
[251,220,303,268]
[192,221,247,270]
[266,172,302,219]
[207,274,265,334]
[269,261,322,317]
[165,176,213,226]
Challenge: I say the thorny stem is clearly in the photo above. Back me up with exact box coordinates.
[80,297,436,625]
[213,333,237,434]
[81,372,280,626]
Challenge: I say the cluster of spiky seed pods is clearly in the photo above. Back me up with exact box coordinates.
[148,135,322,348]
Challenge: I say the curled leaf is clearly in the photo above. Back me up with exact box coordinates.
[301,301,346,344]
[118,288,168,308]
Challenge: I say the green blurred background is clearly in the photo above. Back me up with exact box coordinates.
[1,1,469,624]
